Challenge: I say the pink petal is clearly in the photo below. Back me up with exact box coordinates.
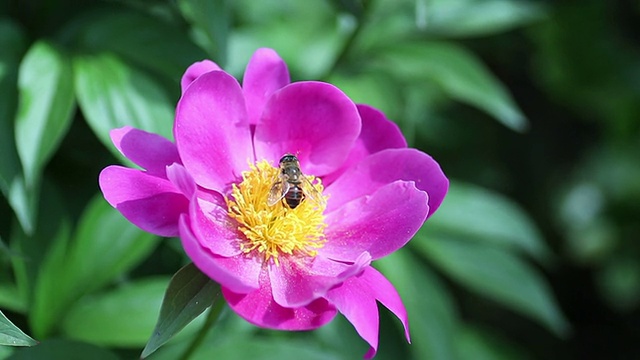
[253,81,361,176]
[323,105,407,184]
[223,269,337,330]
[325,148,448,218]
[174,71,254,192]
[180,60,221,93]
[166,163,196,197]
[190,190,243,257]
[324,269,380,359]
[243,48,290,125]
[110,126,180,177]
[99,166,187,237]
[322,181,428,262]
[179,215,260,293]
[360,267,410,343]
[269,252,371,308]
[325,266,410,359]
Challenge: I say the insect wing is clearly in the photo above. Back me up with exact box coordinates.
[267,179,290,206]
[299,175,325,208]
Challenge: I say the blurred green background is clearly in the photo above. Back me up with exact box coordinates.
[1,0,639,359]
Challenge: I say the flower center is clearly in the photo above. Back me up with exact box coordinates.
[226,160,327,265]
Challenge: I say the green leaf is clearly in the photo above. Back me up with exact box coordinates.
[377,42,528,132]
[376,250,458,360]
[9,180,70,314]
[6,339,118,360]
[415,235,570,337]
[152,336,341,360]
[455,324,528,360]
[141,263,220,358]
[0,310,37,346]
[67,8,207,80]
[424,0,546,38]
[73,53,175,161]
[422,181,551,262]
[0,20,29,233]
[0,281,26,313]
[31,194,157,337]
[178,0,231,64]
[62,277,169,346]
[15,40,75,189]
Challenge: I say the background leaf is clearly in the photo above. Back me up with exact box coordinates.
[455,324,528,360]
[142,263,220,358]
[0,19,30,232]
[31,195,157,337]
[423,0,546,37]
[0,310,37,347]
[423,181,552,262]
[73,53,175,161]
[14,40,75,189]
[61,277,170,346]
[376,250,458,360]
[377,41,528,132]
[6,339,118,360]
[177,0,231,64]
[414,235,570,337]
[67,8,208,80]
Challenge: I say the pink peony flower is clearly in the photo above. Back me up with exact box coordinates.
[99,48,448,358]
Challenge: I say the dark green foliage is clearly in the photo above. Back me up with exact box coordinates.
[1,0,638,359]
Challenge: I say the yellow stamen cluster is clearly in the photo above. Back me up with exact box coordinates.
[226,160,327,265]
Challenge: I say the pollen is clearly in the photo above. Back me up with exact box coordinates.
[226,160,328,265]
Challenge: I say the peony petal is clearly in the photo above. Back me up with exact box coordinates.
[110,126,180,177]
[180,59,221,93]
[323,105,407,184]
[179,215,260,293]
[322,181,428,262]
[359,266,410,343]
[99,166,187,237]
[189,190,243,257]
[223,270,337,330]
[253,81,361,176]
[325,148,448,217]
[269,252,372,308]
[324,268,380,359]
[243,48,290,125]
[166,163,196,198]
[175,71,254,192]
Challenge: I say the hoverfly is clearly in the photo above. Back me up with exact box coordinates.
[267,154,324,209]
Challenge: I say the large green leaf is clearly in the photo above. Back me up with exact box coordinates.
[0,20,28,230]
[73,53,175,161]
[178,0,230,64]
[377,42,528,132]
[228,0,343,79]
[0,281,25,313]
[15,40,75,189]
[376,250,458,360]
[422,181,551,262]
[67,8,207,80]
[6,339,118,360]
[423,0,546,37]
[414,235,570,336]
[455,324,528,360]
[31,195,158,337]
[62,277,169,346]
[152,336,342,360]
[0,310,37,346]
[142,263,221,358]
[9,180,70,313]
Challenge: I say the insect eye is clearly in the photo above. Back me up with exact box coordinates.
[280,154,297,163]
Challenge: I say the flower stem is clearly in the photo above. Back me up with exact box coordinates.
[178,293,226,360]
